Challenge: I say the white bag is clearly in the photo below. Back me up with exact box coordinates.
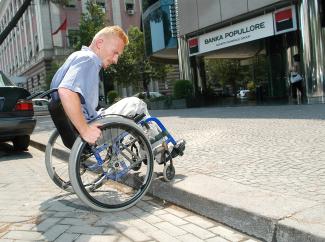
[290,72,303,83]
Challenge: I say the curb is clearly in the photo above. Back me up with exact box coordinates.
[30,138,325,242]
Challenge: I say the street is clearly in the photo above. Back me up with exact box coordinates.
[2,104,325,241]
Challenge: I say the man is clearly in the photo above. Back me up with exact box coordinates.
[51,26,148,145]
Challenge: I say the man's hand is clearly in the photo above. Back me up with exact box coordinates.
[79,123,102,145]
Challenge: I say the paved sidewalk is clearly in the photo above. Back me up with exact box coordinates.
[30,104,325,242]
[0,146,259,242]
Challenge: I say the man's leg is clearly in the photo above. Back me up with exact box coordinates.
[101,97,150,118]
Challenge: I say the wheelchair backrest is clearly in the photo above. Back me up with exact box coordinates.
[48,98,78,149]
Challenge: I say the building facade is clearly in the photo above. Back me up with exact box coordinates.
[143,0,325,104]
[0,0,142,93]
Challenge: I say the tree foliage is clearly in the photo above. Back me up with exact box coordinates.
[105,26,171,91]
[75,1,106,50]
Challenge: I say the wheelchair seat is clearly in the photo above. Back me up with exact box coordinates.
[48,99,78,149]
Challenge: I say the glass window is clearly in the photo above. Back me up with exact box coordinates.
[68,29,79,48]
[65,0,76,8]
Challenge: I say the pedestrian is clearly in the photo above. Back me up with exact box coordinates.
[50,26,151,145]
[289,54,304,103]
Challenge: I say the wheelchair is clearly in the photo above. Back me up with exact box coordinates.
[30,89,185,212]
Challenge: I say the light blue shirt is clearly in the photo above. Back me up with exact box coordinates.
[51,46,102,121]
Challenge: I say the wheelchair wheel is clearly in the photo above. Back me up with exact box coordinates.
[69,117,154,212]
[45,129,73,192]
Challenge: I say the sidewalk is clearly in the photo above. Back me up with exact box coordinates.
[31,104,325,242]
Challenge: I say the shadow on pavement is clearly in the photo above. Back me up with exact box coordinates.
[0,142,32,160]
[36,190,178,241]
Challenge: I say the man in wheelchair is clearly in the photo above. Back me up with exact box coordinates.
[50,26,185,180]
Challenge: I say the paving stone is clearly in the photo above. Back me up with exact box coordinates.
[35,217,61,232]
[43,224,70,241]
[120,227,151,241]
[154,221,187,237]
[181,223,215,239]
[54,232,80,242]
[210,226,246,242]
[75,234,119,242]
[184,215,215,228]
[67,225,105,235]
[59,218,92,226]
[2,230,44,240]
[205,236,230,242]
[9,223,35,231]
[158,213,188,226]
[164,206,189,218]
[177,233,204,242]
[148,230,181,242]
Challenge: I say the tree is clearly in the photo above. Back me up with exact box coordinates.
[205,59,242,94]
[105,26,171,95]
[75,1,106,50]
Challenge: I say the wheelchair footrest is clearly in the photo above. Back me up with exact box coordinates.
[170,139,186,158]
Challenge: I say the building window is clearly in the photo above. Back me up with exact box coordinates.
[35,35,39,52]
[37,74,40,85]
[65,0,76,8]
[125,0,135,14]
[67,29,79,48]
[31,77,34,88]
[96,0,106,13]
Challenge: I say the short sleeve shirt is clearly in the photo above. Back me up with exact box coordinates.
[51,46,102,121]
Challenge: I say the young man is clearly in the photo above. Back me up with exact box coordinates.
[51,26,148,145]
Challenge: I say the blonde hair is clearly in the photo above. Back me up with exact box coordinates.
[93,26,129,45]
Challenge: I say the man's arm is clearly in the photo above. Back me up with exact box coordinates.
[58,87,101,144]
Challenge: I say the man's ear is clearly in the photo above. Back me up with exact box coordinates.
[96,38,104,49]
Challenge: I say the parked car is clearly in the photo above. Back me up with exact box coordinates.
[237,89,250,98]
[32,98,50,116]
[133,91,164,99]
[0,71,36,150]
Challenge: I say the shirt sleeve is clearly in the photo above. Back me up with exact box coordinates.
[58,56,98,104]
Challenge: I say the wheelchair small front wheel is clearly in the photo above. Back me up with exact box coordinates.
[69,117,154,212]
[45,129,73,192]
[163,163,175,182]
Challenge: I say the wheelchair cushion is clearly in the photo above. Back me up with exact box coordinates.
[48,99,78,149]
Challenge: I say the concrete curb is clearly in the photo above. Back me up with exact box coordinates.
[30,137,325,242]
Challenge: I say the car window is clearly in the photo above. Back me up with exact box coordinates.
[0,71,15,87]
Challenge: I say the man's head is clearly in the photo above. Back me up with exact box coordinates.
[90,26,129,69]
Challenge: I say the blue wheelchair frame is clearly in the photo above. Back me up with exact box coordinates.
[87,115,177,181]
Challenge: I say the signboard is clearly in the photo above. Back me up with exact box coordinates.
[188,5,298,56]
[189,13,274,56]
[274,5,297,35]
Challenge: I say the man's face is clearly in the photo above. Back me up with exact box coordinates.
[97,35,125,69]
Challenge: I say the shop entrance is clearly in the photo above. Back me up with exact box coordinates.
[193,34,296,106]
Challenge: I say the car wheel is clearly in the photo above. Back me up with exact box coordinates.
[13,135,30,151]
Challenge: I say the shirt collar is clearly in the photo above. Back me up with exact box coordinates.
[81,46,102,68]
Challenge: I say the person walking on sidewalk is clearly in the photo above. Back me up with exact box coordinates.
[50,26,150,145]
[289,54,304,104]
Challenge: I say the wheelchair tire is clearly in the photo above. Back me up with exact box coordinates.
[45,129,73,192]
[69,117,154,212]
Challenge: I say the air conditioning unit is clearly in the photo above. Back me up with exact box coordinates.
[127,9,135,15]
